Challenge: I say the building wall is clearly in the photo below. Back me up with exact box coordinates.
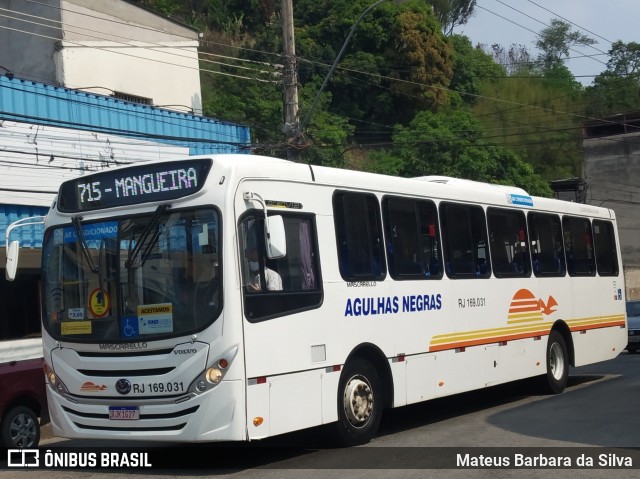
[583,131,640,299]
[0,0,203,114]
[583,133,640,266]
[0,0,62,83]
[58,0,203,114]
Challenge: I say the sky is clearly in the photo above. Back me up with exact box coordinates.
[453,0,640,85]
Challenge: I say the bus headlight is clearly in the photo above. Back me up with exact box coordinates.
[206,368,223,384]
[188,346,237,395]
[44,361,70,396]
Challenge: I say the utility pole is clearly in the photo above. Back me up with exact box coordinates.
[281,0,300,162]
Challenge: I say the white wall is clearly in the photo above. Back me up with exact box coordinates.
[57,41,203,115]
[0,120,189,207]
[57,0,203,115]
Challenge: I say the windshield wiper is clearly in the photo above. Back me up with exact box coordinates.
[71,216,98,274]
[125,204,170,270]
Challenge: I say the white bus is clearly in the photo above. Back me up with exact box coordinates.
[10,154,626,446]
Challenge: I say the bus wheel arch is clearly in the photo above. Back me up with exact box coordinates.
[542,321,573,394]
[334,344,392,446]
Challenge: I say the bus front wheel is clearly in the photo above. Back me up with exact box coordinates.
[335,358,382,446]
[543,330,569,394]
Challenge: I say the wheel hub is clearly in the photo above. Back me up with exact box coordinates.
[549,342,565,380]
[343,377,373,427]
[10,414,36,447]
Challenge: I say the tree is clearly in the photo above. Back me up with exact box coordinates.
[585,41,640,116]
[472,68,584,181]
[427,0,476,36]
[449,35,505,106]
[535,19,596,71]
[481,43,533,76]
[293,0,453,147]
[365,109,552,196]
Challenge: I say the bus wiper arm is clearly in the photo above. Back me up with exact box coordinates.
[125,204,170,269]
[72,216,98,273]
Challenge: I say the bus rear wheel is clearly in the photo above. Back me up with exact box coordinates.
[335,358,382,446]
[543,330,569,394]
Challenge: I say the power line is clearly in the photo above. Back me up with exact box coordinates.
[475,4,607,67]
[494,0,609,57]
[525,0,613,45]
[3,1,636,160]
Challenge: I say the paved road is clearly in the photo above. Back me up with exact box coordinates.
[6,352,639,478]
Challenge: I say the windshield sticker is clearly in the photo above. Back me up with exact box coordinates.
[61,321,92,335]
[137,303,174,335]
[121,316,139,339]
[88,289,111,318]
[61,221,118,244]
[68,308,85,320]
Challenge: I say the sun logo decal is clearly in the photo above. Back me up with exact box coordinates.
[508,289,558,324]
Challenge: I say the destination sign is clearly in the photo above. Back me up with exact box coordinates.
[57,159,212,212]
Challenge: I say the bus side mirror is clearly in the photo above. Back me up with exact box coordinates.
[265,215,286,259]
[5,240,20,281]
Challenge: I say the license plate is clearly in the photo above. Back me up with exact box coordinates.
[109,406,139,420]
[630,336,640,343]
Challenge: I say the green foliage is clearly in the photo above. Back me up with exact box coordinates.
[535,19,596,71]
[294,0,453,143]
[201,73,284,155]
[366,109,552,196]
[133,0,636,192]
[472,66,584,181]
[449,35,505,106]
[137,0,181,16]
[427,0,477,35]
[585,41,640,117]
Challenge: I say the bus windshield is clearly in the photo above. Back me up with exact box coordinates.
[41,208,221,342]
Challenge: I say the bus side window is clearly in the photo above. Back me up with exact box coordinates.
[382,196,443,280]
[593,220,619,276]
[562,216,596,276]
[333,191,386,281]
[528,212,566,277]
[487,207,530,278]
[440,202,490,279]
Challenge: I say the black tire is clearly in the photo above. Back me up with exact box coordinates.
[543,330,569,394]
[0,405,41,448]
[334,358,383,446]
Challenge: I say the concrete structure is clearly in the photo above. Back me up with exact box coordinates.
[0,0,203,114]
[583,112,640,299]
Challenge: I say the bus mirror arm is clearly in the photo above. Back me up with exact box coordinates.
[243,191,287,259]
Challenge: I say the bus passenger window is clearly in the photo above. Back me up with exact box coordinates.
[562,216,596,276]
[528,212,566,277]
[593,220,619,276]
[440,202,490,279]
[333,191,386,281]
[487,207,530,278]
[382,196,442,280]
